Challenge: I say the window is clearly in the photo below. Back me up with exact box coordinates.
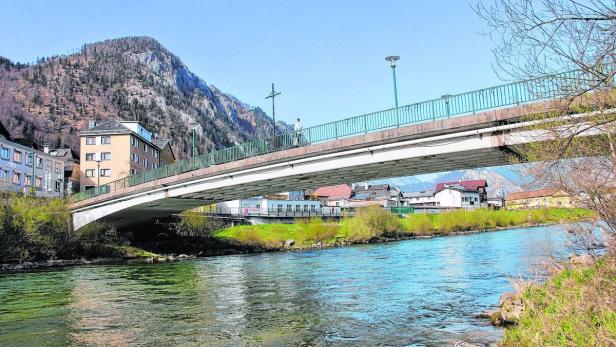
[85,153,95,161]
[152,163,158,169]
[0,169,8,181]
[131,153,139,163]
[277,204,283,212]
[12,171,21,185]
[256,204,261,209]
[35,176,42,188]
[55,180,61,191]
[36,157,43,168]
[101,152,111,160]
[153,151,159,158]
[100,169,111,177]
[0,146,9,160]
[310,205,316,212]
[143,143,148,152]
[86,137,96,145]
[101,136,111,144]
[130,169,138,175]
[25,174,32,186]
[13,150,22,163]
[85,169,95,177]
[26,153,33,165]
[296,205,301,212]
[303,205,308,212]
[143,158,148,167]
[131,137,138,147]
[286,205,292,212]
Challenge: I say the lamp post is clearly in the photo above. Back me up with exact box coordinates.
[192,127,196,158]
[385,56,400,110]
[96,159,101,187]
[28,152,35,195]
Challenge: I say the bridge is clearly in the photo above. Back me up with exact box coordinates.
[69,68,609,230]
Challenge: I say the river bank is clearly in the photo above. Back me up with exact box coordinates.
[0,202,594,272]
[213,207,594,251]
[496,253,616,346]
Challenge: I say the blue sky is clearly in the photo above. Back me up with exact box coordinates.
[0,0,505,127]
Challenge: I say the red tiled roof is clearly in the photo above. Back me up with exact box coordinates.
[435,180,487,193]
[313,184,352,199]
[506,189,569,201]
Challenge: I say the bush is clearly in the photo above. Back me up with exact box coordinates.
[0,193,77,261]
[345,206,402,242]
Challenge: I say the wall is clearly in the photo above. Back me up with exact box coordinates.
[80,134,130,190]
[0,137,64,197]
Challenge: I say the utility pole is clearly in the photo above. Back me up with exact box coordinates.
[265,83,281,137]
[192,128,196,158]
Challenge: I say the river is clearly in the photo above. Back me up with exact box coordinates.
[0,225,576,346]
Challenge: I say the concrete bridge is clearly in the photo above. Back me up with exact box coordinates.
[69,69,608,230]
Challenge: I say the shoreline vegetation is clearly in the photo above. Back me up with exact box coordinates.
[501,255,616,346]
[213,206,594,250]
[0,192,593,272]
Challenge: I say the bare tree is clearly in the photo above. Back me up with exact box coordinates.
[475,0,616,246]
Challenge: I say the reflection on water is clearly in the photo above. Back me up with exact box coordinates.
[0,225,575,346]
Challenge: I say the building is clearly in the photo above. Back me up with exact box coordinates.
[49,148,80,194]
[312,184,352,207]
[0,122,64,197]
[78,120,172,191]
[434,185,482,210]
[505,189,572,209]
[351,183,402,207]
[152,138,177,166]
[214,190,321,216]
[401,190,436,206]
[435,180,488,206]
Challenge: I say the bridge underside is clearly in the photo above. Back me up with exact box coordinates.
[94,146,516,230]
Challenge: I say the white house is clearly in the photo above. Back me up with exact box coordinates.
[434,185,481,210]
[216,191,321,216]
[401,190,436,206]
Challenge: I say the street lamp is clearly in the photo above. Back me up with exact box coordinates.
[265,83,281,137]
[385,55,400,110]
[96,159,101,187]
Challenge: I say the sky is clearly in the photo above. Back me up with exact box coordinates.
[0,0,505,128]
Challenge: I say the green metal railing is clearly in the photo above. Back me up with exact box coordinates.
[70,67,611,203]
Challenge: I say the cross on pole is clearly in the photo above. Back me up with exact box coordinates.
[265,83,281,137]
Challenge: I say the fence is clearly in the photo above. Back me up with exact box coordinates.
[70,67,612,203]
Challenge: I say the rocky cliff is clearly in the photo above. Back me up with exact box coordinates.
[0,36,286,158]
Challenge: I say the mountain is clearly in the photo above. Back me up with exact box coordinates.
[0,36,288,158]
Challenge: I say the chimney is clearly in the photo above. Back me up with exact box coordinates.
[88,120,96,129]
[43,144,50,154]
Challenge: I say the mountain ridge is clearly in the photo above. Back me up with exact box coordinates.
[0,36,288,158]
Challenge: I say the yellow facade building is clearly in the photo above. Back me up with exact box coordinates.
[79,121,175,191]
[505,189,572,210]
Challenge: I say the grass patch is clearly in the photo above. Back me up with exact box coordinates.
[401,208,593,236]
[503,256,616,346]
[214,207,593,249]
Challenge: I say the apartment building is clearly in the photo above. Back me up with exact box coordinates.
[79,120,174,191]
[0,122,65,197]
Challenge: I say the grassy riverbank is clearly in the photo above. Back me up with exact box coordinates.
[0,193,155,263]
[502,256,616,346]
[214,207,593,249]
